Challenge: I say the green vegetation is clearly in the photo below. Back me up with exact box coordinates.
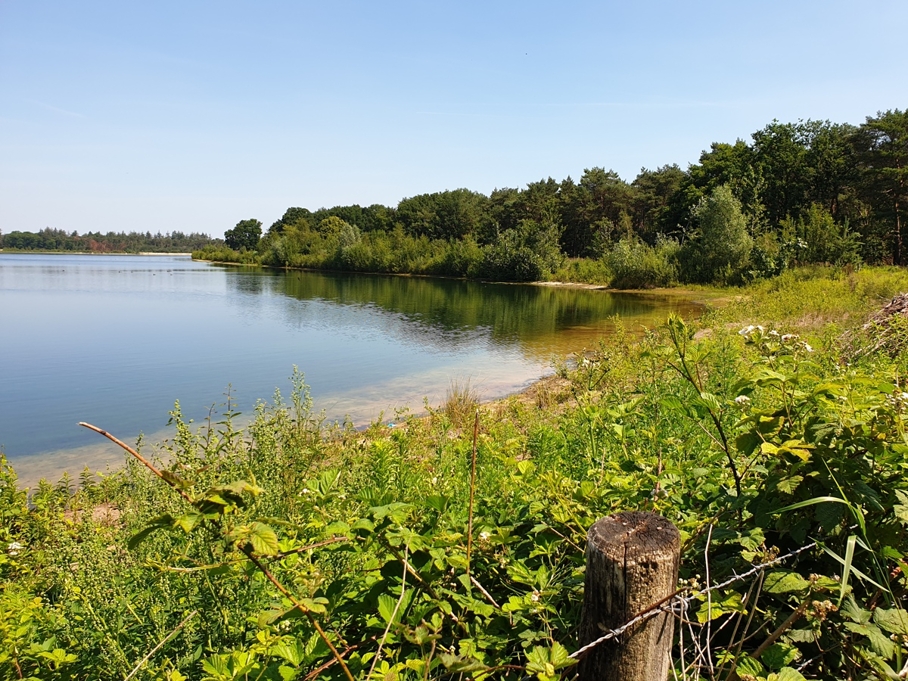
[0,228,220,253]
[5,266,908,679]
[199,110,908,285]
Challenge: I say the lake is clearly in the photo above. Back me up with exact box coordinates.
[0,253,702,485]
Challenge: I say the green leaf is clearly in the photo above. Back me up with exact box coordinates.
[815,501,844,532]
[842,597,871,624]
[776,496,849,514]
[696,592,744,623]
[377,590,412,624]
[174,511,202,533]
[278,665,298,681]
[820,544,884,591]
[734,654,764,676]
[350,518,375,534]
[894,490,908,526]
[694,392,722,414]
[735,431,762,456]
[762,642,799,670]
[840,534,856,606]
[874,608,908,635]
[299,597,328,615]
[776,475,803,495]
[775,668,807,681]
[377,594,397,624]
[127,514,174,550]
[161,469,192,489]
[763,571,810,594]
[525,642,577,681]
[516,460,535,477]
[438,654,487,674]
[269,640,307,666]
[424,494,448,512]
[659,396,685,412]
[248,522,280,556]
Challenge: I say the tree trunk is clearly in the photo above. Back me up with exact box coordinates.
[577,511,680,681]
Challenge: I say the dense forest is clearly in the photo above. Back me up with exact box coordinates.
[0,228,221,253]
[200,109,908,286]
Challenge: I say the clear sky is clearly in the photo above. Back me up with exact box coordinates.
[2,1,906,238]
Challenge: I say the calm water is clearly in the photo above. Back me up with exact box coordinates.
[0,254,701,484]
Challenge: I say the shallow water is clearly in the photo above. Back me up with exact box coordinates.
[0,254,701,485]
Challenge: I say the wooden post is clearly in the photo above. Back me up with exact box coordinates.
[578,511,680,681]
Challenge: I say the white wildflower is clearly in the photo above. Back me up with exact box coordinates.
[802,343,814,353]
[769,330,780,338]
[7,542,23,556]
[479,531,491,541]
[734,395,751,406]
[781,334,798,342]
[738,325,756,336]
[530,590,540,603]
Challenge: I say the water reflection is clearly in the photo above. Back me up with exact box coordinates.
[2,255,703,484]
[224,269,702,358]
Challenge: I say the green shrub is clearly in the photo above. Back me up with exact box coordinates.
[781,204,863,267]
[549,257,612,284]
[192,246,261,264]
[680,184,752,284]
[605,236,678,288]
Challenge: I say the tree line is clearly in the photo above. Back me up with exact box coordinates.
[0,227,221,253]
[205,108,907,285]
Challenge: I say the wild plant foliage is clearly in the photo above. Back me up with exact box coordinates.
[3,269,908,679]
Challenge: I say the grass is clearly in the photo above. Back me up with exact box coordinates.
[442,378,481,429]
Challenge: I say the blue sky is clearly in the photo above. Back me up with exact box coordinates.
[2,1,906,238]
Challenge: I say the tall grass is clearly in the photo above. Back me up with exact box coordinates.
[442,378,480,429]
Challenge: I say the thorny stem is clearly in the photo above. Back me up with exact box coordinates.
[367,545,409,679]
[78,422,194,504]
[272,536,349,560]
[665,324,743,499]
[124,610,198,681]
[381,540,441,601]
[240,546,355,681]
[301,642,366,681]
[423,638,437,681]
[466,410,479,584]
[752,598,810,659]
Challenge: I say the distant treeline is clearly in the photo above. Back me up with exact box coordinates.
[1,228,221,253]
[200,109,908,286]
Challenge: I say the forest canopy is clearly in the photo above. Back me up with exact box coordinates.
[201,109,908,285]
[0,228,221,253]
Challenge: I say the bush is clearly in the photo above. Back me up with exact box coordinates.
[605,236,678,288]
[782,204,862,267]
[549,257,612,284]
[680,185,752,284]
[192,246,261,264]
[478,221,564,282]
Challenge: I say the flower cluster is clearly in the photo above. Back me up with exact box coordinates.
[739,324,814,354]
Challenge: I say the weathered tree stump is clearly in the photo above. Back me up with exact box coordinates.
[577,511,680,681]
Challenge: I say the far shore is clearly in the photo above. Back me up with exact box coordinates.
[193,255,725,305]
[0,249,192,256]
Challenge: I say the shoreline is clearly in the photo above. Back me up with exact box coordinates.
[0,250,193,256]
[10,367,569,490]
[195,255,723,304]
